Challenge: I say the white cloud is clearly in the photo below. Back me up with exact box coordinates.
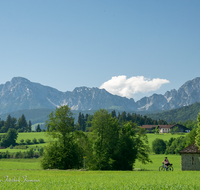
[100,75,170,99]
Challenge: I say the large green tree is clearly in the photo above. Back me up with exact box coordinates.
[89,109,151,170]
[111,122,138,170]
[90,109,120,170]
[195,112,200,149]
[41,105,83,169]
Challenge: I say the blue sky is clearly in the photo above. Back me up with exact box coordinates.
[1,0,200,101]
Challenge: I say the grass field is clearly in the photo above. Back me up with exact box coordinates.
[0,142,198,189]
[0,154,181,171]
[135,154,181,171]
[0,132,50,152]
[0,167,200,189]
[0,159,41,170]
[16,132,50,143]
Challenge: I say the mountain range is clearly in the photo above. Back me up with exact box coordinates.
[0,77,200,115]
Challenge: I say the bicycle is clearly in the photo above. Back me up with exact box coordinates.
[159,163,173,171]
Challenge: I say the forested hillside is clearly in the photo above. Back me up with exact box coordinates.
[0,108,54,125]
[147,102,200,122]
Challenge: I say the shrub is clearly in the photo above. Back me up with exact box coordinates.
[38,138,45,143]
[39,147,44,156]
[27,148,34,158]
[22,148,34,158]
[14,151,23,158]
[32,138,37,144]
[25,139,31,145]
[14,145,27,149]
[152,138,166,154]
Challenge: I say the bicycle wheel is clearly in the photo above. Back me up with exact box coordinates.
[159,166,165,171]
[168,166,173,171]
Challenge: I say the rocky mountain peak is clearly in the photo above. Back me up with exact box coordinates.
[0,77,200,114]
[9,77,30,86]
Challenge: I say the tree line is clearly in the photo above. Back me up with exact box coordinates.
[0,114,31,133]
[41,106,152,170]
[77,110,168,132]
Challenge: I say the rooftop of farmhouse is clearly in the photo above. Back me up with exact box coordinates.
[141,125,174,129]
[179,143,200,154]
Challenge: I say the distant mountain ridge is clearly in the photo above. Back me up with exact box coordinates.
[0,77,200,114]
[0,77,137,114]
[137,77,200,111]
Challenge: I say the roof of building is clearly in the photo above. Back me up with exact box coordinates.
[141,125,174,129]
[140,124,189,129]
[159,125,174,129]
[179,142,200,154]
[140,125,157,129]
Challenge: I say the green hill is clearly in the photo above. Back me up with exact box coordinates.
[147,102,200,122]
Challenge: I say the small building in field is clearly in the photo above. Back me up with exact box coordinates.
[179,143,200,171]
[140,124,190,133]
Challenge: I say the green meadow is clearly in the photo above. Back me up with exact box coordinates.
[0,132,50,152]
[1,133,197,189]
[0,164,200,189]
[0,154,181,171]
[16,132,50,143]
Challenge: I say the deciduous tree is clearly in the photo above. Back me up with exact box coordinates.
[195,112,200,149]
[152,138,166,154]
[41,105,83,169]
[89,109,151,170]
[0,128,18,148]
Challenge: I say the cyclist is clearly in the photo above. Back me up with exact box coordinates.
[162,157,170,169]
